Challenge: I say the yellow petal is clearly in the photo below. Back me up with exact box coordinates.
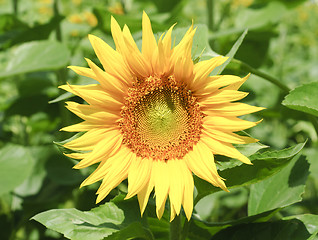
[153,160,170,219]
[126,157,152,199]
[194,75,243,96]
[74,129,122,169]
[201,134,252,164]
[199,90,248,105]
[67,66,97,80]
[224,73,250,91]
[88,34,132,85]
[80,146,129,187]
[142,11,157,62]
[122,25,152,78]
[64,152,90,160]
[137,175,154,216]
[96,150,134,203]
[110,16,125,53]
[64,128,111,151]
[85,58,126,101]
[168,159,184,218]
[203,115,260,132]
[203,127,258,144]
[65,101,120,125]
[59,84,122,114]
[185,142,227,190]
[60,121,102,132]
[181,164,194,221]
[190,56,228,91]
[202,102,265,117]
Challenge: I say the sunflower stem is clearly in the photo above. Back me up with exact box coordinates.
[231,58,318,137]
[231,58,291,94]
[170,214,181,240]
[180,219,191,240]
[53,0,62,42]
[207,0,214,31]
[12,0,18,16]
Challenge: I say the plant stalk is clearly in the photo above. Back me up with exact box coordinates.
[170,214,181,240]
[231,58,290,94]
[207,0,214,31]
[12,0,18,16]
[231,58,318,137]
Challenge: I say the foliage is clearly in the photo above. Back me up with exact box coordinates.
[0,0,318,239]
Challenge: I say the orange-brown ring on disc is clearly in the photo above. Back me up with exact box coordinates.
[119,75,204,161]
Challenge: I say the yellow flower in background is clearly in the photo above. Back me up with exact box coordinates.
[84,11,98,27]
[72,0,82,6]
[233,0,253,7]
[68,14,83,24]
[108,2,125,15]
[60,11,263,221]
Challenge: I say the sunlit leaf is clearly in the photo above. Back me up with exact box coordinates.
[194,142,306,204]
[283,214,318,237]
[0,40,70,79]
[0,144,34,195]
[248,154,309,215]
[282,82,318,117]
[104,222,154,240]
[32,203,124,240]
[211,218,312,240]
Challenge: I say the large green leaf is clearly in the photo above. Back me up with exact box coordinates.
[46,146,85,185]
[189,209,279,239]
[248,154,309,215]
[0,144,34,195]
[0,40,70,79]
[194,142,306,204]
[104,222,154,240]
[282,82,318,117]
[283,214,318,237]
[14,146,51,197]
[32,203,124,240]
[234,1,287,30]
[211,218,312,240]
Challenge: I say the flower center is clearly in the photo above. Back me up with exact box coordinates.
[119,76,204,161]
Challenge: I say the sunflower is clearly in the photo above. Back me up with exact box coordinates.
[60,11,263,221]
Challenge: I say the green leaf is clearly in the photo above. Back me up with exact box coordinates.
[104,222,154,240]
[282,82,318,117]
[32,203,124,240]
[235,141,269,157]
[248,154,309,215]
[94,9,168,34]
[0,40,70,79]
[54,132,85,155]
[189,209,279,239]
[46,147,84,185]
[211,218,312,240]
[194,142,306,204]
[211,29,248,75]
[14,146,51,197]
[0,144,34,195]
[49,92,73,104]
[234,2,287,30]
[283,214,318,237]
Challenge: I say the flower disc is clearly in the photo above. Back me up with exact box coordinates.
[120,75,204,161]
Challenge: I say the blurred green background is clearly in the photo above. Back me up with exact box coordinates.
[1,0,318,239]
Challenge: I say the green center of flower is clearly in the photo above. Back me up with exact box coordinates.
[119,76,204,161]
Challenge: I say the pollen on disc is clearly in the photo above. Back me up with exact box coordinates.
[119,75,204,161]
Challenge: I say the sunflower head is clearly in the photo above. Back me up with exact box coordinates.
[60,11,263,221]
